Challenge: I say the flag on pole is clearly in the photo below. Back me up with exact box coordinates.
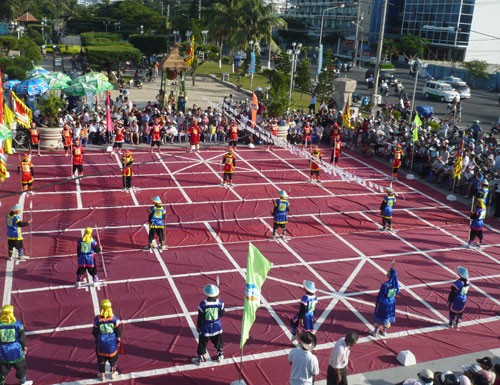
[0,68,4,125]
[412,113,421,143]
[249,51,256,75]
[0,147,8,182]
[106,91,113,133]
[317,44,323,76]
[251,91,258,127]
[184,35,195,67]
[11,91,32,128]
[240,243,273,349]
[342,97,351,129]
[452,132,465,180]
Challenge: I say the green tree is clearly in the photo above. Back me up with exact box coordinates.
[129,34,168,56]
[266,69,289,117]
[0,56,33,80]
[462,60,489,86]
[399,34,428,59]
[295,57,311,93]
[383,38,399,61]
[314,49,336,103]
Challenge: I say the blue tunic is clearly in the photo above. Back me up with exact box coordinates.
[273,198,289,224]
[198,299,224,337]
[148,205,166,228]
[470,207,486,230]
[6,213,23,241]
[93,315,120,357]
[449,279,469,313]
[299,294,318,332]
[0,321,25,363]
[381,195,396,219]
[77,239,99,268]
[374,268,400,325]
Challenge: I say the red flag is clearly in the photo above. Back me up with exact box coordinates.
[106,91,113,133]
[251,91,258,127]
[0,68,4,124]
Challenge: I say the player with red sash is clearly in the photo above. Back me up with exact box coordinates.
[391,143,403,180]
[18,155,34,193]
[188,119,201,152]
[28,122,39,155]
[266,119,278,151]
[228,120,239,150]
[302,121,312,148]
[150,120,162,153]
[331,135,342,165]
[113,122,125,154]
[309,146,323,183]
[221,147,236,187]
[62,125,73,156]
[72,139,84,177]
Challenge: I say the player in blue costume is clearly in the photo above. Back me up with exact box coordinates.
[468,199,486,248]
[6,204,32,261]
[290,280,318,341]
[380,187,396,231]
[272,190,290,239]
[76,227,102,286]
[192,284,226,365]
[448,266,469,329]
[475,180,489,205]
[0,305,33,385]
[145,196,167,251]
[93,299,122,381]
[371,261,400,337]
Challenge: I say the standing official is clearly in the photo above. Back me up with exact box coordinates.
[288,331,319,385]
[327,332,358,385]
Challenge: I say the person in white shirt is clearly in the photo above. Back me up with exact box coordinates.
[327,332,358,385]
[288,331,319,385]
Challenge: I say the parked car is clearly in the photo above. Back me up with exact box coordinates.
[441,77,471,99]
[422,80,460,102]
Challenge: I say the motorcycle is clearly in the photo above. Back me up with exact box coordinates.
[491,121,500,134]
[128,78,143,89]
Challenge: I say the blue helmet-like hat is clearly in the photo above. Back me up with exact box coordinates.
[203,284,220,297]
[303,280,317,293]
[457,266,469,279]
[11,204,22,212]
[151,196,162,204]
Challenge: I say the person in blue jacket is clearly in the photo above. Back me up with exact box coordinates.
[0,304,33,385]
[192,284,225,365]
[93,299,122,381]
[448,266,469,329]
[272,190,290,239]
[145,196,167,250]
[371,261,400,337]
[6,204,32,261]
[76,227,102,286]
[290,280,318,341]
[380,187,396,231]
[468,198,486,248]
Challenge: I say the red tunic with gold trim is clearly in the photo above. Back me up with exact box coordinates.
[114,126,125,143]
[310,148,322,171]
[121,153,134,177]
[392,147,403,169]
[18,159,34,184]
[270,123,278,137]
[72,145,84,166]
[62,127,73,147]
[151,125,162,141]
[303,124,312,143]
[188,124,201,145]
[222,152,236,173]
[229,123,239,141]
[29,127,39,145]
[334,139,342,159]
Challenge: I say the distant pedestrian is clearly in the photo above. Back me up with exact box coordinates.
[288,331,319,385]
[0,304,33,385]
[327,332,358,385]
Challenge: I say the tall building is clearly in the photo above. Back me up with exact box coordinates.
[401,0,475,61]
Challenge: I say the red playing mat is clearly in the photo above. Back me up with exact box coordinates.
[0,146,499,385]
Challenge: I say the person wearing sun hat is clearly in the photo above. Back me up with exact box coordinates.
[447,266,470,329]
[145,196,167,251]
[192,284,226,365]
[290,280,318,342]
[380,186,396,231]
[6,204,32,261]
[0,304,33,385]
[92,299,122,381]
[288,331,319,385]
[371,260,400,337]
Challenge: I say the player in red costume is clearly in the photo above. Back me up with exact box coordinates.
[150,120,162,153]
[266,119,278,151]
[302,121,312,149]
[221,147,236,187]
[72,139,84,177]
[62,125,73,156]
[391,143,403,180]
[18,155,34,193]
[113,122,125,154]
[309,146,323,183]
[121,149,134,191]
[330,135,342,165]
[28,122,39,155]
[228,120,239,150]
[188,119,201,152]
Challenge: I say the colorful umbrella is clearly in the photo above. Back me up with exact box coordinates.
[47,78,72,90]
[3,79,21,91]
[26,66,49,77]
[34,72,72,84]
[86,79,114,92]
[15,78,50,96]
[73,71,109,84]
[63,82,97,96]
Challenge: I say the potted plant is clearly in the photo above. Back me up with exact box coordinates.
[38,93,66,151]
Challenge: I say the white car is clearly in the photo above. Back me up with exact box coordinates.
[422,80,460,102]
[441,77,471,99]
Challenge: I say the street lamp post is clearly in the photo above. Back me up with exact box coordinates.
[41,17,47,44]
[248,39,259,91]
[103,21,111,33]
[287,42,302,103]
[140,25,144,35]
[114,22,121,32]
[317,4,345,82]
[173,30,179,43]
[201,30,208,44]
[185,30,192,41]
[371,0,389,107]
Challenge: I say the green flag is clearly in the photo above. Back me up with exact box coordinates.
[413,112,422,127]
[240,243,273,349]
[412,126,419,142]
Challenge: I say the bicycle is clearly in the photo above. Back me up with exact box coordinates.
[12,129,30,150]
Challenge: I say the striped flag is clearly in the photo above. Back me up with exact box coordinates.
[184,35,195,67]
[0,147,8,182]
[452,132,465,180]
[343,97,351,129]
[11,90,32,128]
